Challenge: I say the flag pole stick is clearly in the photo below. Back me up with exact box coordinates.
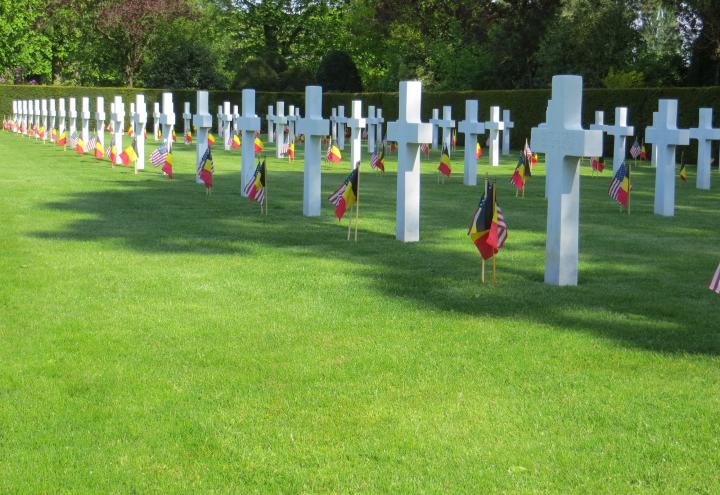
[481,175,489,284]
[354,161,360,241]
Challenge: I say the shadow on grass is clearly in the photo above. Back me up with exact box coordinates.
[30,163,720,357]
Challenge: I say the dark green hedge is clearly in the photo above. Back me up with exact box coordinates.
[3,84,719,162]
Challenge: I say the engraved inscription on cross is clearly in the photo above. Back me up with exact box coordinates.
[531,75,602,286]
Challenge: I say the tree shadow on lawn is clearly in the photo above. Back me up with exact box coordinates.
[31,167,720,356]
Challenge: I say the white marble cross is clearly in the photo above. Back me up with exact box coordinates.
[336,106,347,150]
[689,108,720,190]
[347,100,366,169]
[375,108,384,144]
[49,99,56,136]
[235,89,261,196]
[266,105,275,142]
[458,100,486,186]
[645,99,690,216]
[429,108,440,150]
[68,98,78,138]
[41,99,48,141]
[501,109,514,155]
[274,101,288,158]
[485,106,505,167]
[530,75,602,286]
[297,86,330,217]
[329,107,338,142]
[12,100,17,131]
[95,97,105,149]
[160,92,175,152]
[222,101,233,150]
[111,96,125,164]
[33,99,40,138]
[133,95,147,171]
[589,110,611,157]
[294,107,301,139]
[366,106,377,153]
[80,97,90,145]
[130,102,136,130]
[651,112,658,168]
[58,98,66,137]
[387,81,433,242]
[437,106,456,157]
[20,100,26,134]
[287,104,297,143]
[216,105,223,137]
[606,107,634,173]
[193,90,212,184]
[182,102,192,138]
[153,102,160,140]
[232,104,239,137]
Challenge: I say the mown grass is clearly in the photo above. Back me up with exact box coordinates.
[0,130,718,494]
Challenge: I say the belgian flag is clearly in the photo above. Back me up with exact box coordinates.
[326,141,342,163]
[57,131,67,146]
[184,131,192,145]
[162,152,173,178]
[591,156,605,173]
[231,133,241,149]
[329,168,358,220]
[288,139,295,161]
[254,135,264,153]
[476,142,483,159]
[198,147,214,188]
[207,133,216,146]
[679,154,687,182]
[438,144,451,176]
[511,154,531,190]
[244,159,266,203]
[94,139,104,159]
[468,184,507,260]
[119,139,138,165]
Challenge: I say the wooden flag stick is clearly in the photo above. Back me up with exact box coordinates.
[492,178,497,285]
[481,174,489,283]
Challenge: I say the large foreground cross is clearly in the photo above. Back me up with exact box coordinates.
[387,81,433,242]
[531,75,602,286]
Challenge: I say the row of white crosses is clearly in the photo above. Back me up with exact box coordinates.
[590,108,635,174]
[430,104,506,165]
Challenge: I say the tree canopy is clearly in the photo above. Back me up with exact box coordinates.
[1,0,717,89]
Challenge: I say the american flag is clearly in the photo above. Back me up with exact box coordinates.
[86,136,97,153]
[609,163,629,206]
[105,137,114,159]
[629,139,641,159]
[370,142,385,172]
[524,140,533,160]
[279,142,289,155]
[329,168,358,206]
[150,144,168,167]
[495,205,508,249]
[709,263,720,294]
[69,132,78,149]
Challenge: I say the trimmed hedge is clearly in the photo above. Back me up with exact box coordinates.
[2,84,719,162]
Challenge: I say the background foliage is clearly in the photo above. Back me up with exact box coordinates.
[1,0,719,91]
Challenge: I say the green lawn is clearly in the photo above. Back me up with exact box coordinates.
[1,130,718,494]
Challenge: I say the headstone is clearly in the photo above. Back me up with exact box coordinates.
[437,106,456,156]
[222,101,233,150]
[49,99,56,136]
[81,97,91,146]
[297,86,330,217]
[375,108,384,144]
[651,111,658,168]
[501,109,514,155]
[160,92,176,152]
[330,108,338,142]
[429,108,440,150]
[95,97,105,149]
[689,108,720,190]
[294,107,301,141]
[530,75,602,286]
[346,100,366,169]
[58,98,66,137]
[193,90,213,184]
[153,102,160,140]
[266,105,275,142]
[606,107,634,173]
[182,102,192,138]
[235,89,261,196]
[111,96,125,165]
[28,99,34,135]
[589,110,611,157]
[336,106,347,150]
[41,99,48,141]
[232,104,239,137]
[485,106,505,167]
[22,100,28,134]
[216,105,223,137]
[458,100,486,186]
[274,101,288,158]
[286,104,296,144]
[366,106,377,153]
[12,100,17,132]
[68,98,78,138]
[133,95,147,171]
[34,99,40,138]
[387,81,433,242]
[646,100,690,216]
